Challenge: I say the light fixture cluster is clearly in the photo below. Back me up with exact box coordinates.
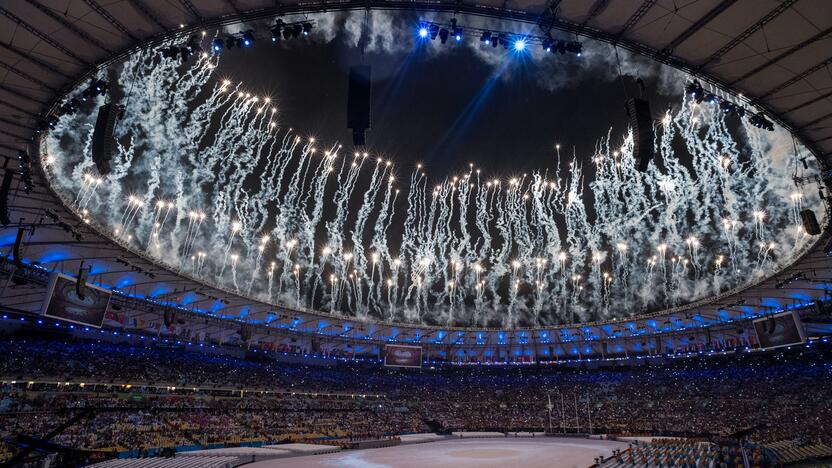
[36,79,109,134]
[686,80,773,131]
[159,35,202,61]
[211,30,256,52]
[418,19,582,57]
[209,20,314,53]
[270,19,313,43]
[17,150,33,194]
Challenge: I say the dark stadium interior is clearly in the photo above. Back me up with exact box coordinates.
[2,1,832,467]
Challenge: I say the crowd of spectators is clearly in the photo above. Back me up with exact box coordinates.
[0,392,423,453]
[1,337,830,462]
[600,438,766,468]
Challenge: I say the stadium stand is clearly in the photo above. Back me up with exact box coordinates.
[87,457,239,468]
[596,438,761,468]
[1,334,831,465]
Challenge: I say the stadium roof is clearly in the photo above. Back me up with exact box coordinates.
[1,0,831,160]
[1,0,832,347]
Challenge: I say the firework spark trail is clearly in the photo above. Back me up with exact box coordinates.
[281,143,328,290]
[43,37,824,327]
[121,197,144,232]
[369,176,398,313]
[297,148,344,296]
[349,161,390,317]
[77,174,104,210]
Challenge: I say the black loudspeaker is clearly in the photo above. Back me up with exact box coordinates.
[91,103,118,175]
[347,65,371,147]
[12,227,24,267]
[164,309,175,327]
[800,208,821,235]
[240,323,251,341]
[625,97,655,172]
[76,262,89,301]
[0,170,12,226]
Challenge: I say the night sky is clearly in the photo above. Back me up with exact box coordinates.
[217,13,679,182]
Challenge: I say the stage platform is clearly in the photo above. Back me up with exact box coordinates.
[246,437,627,468]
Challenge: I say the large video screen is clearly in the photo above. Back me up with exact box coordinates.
[753,312,805,350]
[384,345,422,368]
[40,273,111,328]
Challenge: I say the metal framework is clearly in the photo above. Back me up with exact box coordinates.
[129,0,169,31]
[0,43,73,80]
[22,0,114,55]
[697,0,796,70]
[662,0,737,54]
[784,89,832,115]
[82,0,140,43]
[759,56,832,100]
[0,98,37,117]
[0,60,57,92]
[614,0,656,41]
[729,25,832,86]
[0,6,91,66]
[0,83,43,105]
[180,0,204,23]
[579,0,609,29]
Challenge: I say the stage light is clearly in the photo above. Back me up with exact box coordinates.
[438,28,449,44]
[271,20,284,42]
[514,38,526,51]
[429,24,439,40]
[92,79,108,96]
[495,33,507,48]
[749,112,774,131]
[450,18,462,41]
[241,31,254,47]
[212,39,223,53]
[542,39,553,52]
[302,23,312,36]
[565,41,582,56]
[159,45,177,59]
[685,80,705,103]
[480,31,491,45]
[419,27,428,38]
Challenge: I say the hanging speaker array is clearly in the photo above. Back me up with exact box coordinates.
[625,97,655,172]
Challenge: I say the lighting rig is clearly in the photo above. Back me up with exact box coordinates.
[685,80,774,131]
[159,35,202,61]
[114,258,156,279]
[36,79,108,135]
[418,19,582,57]
[42,209,85,241]
[16,150,33,194]
[774,272,808,289]
[210,20,315,53]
